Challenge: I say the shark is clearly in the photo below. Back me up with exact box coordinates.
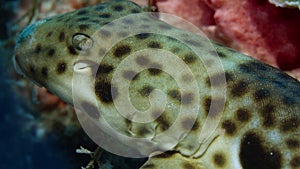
[13,0,300,168]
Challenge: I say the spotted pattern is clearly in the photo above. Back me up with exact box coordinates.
[59,32,65,42]
[240,132,282,169]
[230,80,248,97]
[139,86,154,97]
[13,1,300,169]
[148,63,162,75]
[222,120,236,135]
[260,104,275,127]
[47,48,55,56]
[57,62,67,74]
[41,67,48,77]
[148,41,162,48]
[213,153,226,167]
[286,139,299,149]
[235,108,251,122]
[95,81,118,103]
[113,45,131,58]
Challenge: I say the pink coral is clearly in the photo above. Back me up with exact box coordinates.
[157,0,300,71]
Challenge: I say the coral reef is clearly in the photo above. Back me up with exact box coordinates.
[157,0,300,77]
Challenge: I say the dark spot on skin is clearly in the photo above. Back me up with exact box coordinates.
[181,118,198,131]
[98,64,113,74]
[182,54,196,64]
[168,89,181,102]
[113,45,131,58]
[206,73,227,87]
[77,17,89,22]
[148,63,162,75]
[46,32,53,37]
[98,29,111,38]
[213,153,226,167]
[64,18,71,23]
[171,47,181,53]
[225,72,235,82]
[122,70,138,80]
[286,139,300,149]
[291,156,300,167]
[260,104,275,127]
[148,41,162,48]
[57,62,67,74]
[68,45,77,55]
[280,118,299,132]
[95,81,118,103]
[181,93,194,105]
[215,50,227,58]
[136,55,150,66]
[203,97,211,116]
[48,48,55,56]
[137,126,152,137]
[131,9,140,13]
[77,10,88,15]
[239,61,268,73]
[156,115,170,131]
[254,89,270,101]
[231,80,248,97]
[203,97,225,117]
[184,39,202,46]
[91,19,100,24]
[222,120,236,135]
[135,33,150,39]
[81,102,100,119]
[41,67,48,77]
[99,13,111,18]
[236,108,251,122]
[139,86,154,97]
[182,163,196,169]
[59,32,65,42]
[35,44,42,54]
[79,24,90,30]
[240,132,282,169]
[113,5,124,11]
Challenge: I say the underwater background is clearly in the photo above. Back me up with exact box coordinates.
[2,0,300,168]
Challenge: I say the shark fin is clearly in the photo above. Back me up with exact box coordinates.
[140,151,204,169]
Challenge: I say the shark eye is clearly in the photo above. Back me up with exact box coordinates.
[239,132,282,169]
[72,33,93,51]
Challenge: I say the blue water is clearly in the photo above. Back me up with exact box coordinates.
[0,48,80,169]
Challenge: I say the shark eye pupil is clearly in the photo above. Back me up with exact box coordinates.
[72,33,93,51]
[239,132,282,169]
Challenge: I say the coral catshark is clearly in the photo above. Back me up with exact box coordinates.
[13,0,300,168]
